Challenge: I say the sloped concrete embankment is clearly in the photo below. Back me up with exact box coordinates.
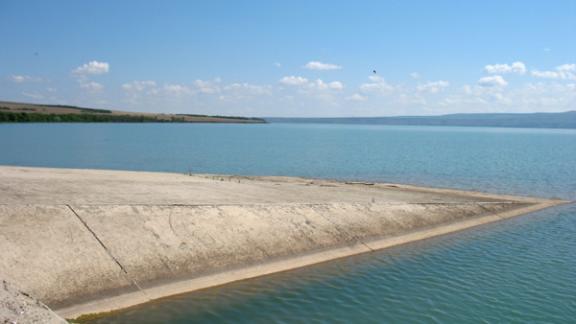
[0,279,66,324]
[0,200,550,319]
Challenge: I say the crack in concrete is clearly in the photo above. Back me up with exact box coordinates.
[65,205,147,297]
[313,206,375,252]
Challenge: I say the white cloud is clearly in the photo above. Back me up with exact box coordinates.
[11,75,28,83]
[68,60,576,116]
[164,84,191,95]
[346,93,367,101]
[121,79,270,104]
[436,80,576,114]
[122,80,157,93]
[531,63,576,80]
[304,61,342,71]
[10,75,41,83]
[218,83,272,102]
[360,75,396,94]
[280,76,343,92]
[80,81,103,92]
[478,75,508,87]
[327,81,344,90]
[224,83,272,96]
[368,75,383,82]
[484,61,526,74]
[274,62,282,68]
[194,79,221,94]
[73,61,109,75]
[531,70,562,79]
[311,80,328,90]
[417,80,450,93]
[279,76,309,86]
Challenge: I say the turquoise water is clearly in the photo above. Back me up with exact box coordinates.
[1,123,575,322]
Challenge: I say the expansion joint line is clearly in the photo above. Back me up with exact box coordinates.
[316,212,375,252]
[65,205,147,295]
[360,241,375,252]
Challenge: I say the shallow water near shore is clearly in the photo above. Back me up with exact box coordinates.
[2,123,575,322]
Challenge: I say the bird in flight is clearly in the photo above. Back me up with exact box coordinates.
[373,70,377,74]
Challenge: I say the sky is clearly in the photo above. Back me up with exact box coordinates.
[0,0,575,117]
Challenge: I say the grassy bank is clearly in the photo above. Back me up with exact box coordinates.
[0,101,266,124]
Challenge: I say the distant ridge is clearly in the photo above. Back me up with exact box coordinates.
[267,111,576,129]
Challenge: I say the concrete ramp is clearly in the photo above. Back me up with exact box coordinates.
[0,166,565,319]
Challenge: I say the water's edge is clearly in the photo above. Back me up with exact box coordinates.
[66,200,563,320]
[0,166,566,320]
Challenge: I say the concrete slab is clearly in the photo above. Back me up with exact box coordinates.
[0,205,140,309]
[0,166,566,319]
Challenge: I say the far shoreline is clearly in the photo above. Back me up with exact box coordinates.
[0,100,266,124]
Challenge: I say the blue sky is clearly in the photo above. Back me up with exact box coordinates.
[1,0,575,117]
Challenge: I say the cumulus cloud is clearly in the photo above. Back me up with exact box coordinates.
[121,78,270,104]
[531,63,576,80]
[360,75,396,94]
[310,79,343,90]
[193,79,221,94]
[73,61,109,75]
[224,83,272,96]
[346,93,367,101]
[417,80,450,93]
[123,80,194,99]
[10,75,41,83]
[122,80,157,93]
[484,61,526,74]
[279,76,343,92]
[217,83,272,102]
[279,76,309,86]
[11,75,28,83]
[164,84,191,95]
[440,81,576,113]
[80,81,103,92]
[477,75,508,87]
[304,61,342,71]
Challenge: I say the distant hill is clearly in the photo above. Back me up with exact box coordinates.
[267,111,576,129]
[0,101,265,124]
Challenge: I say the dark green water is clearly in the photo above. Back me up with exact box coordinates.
[1,123,575,322]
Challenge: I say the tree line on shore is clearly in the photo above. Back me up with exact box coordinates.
[0,111,169,123]
[0,111,266,123]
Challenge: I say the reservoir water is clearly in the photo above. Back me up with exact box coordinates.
[1,123,575,323]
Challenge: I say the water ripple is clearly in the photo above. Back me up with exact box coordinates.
[91,204,576,323]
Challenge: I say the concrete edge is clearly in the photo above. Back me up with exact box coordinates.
[56,199,567,320]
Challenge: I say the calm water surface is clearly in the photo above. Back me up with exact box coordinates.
[1,123,575,323]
